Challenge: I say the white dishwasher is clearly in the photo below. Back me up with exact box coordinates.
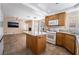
[46,32,56,44]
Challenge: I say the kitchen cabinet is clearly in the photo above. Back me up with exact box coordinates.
[45,12,65,27]
[56,33,63,46]
[58,12,65,26]
[64,34,76,54]
[26,33,46,54]
[30,36,37,53]
[46,14,58,20]
[45,14,58,27]
[56,32,76,54]
[37,35,46,53]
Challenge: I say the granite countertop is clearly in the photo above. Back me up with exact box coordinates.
[58,31,79,44]
[23,31,47,36]
[23,30,77,36]
[58,31,79,43]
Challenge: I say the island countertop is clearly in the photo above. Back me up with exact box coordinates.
[23,31,47,36]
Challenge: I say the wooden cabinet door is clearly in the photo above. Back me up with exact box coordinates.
[37,35,46,54]
[50,14,58,19]
[58,12,65,26]
[30,36,37,54]
[56,33,63,46]
[45,16,49,27]
[56,32,76,54]
[64,35,76,54]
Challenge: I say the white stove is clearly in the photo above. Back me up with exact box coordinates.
[46,31,56,44]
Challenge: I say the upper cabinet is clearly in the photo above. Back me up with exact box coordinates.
[45,12,66,27]
[45,14,58,27]
[47,14,58,20]
[58,12,66,26]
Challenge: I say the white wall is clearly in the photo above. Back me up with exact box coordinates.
[4,17,24,35]
[0,4,4,55]
[66,8,79,34]
[0,4,3,38]
[19,20,27,31]
[1,3,42,34]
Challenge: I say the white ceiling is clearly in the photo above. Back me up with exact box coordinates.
[23,3,78,15]
[1,3,79,20]
[28,3,77,13]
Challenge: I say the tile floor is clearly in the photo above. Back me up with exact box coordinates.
[3,34,71,55]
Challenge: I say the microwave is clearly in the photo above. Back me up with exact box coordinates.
[48,20,58,25]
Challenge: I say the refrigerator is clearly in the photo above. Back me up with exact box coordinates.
[0,4,4,55]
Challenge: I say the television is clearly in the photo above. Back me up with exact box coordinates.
[8,22,19,28]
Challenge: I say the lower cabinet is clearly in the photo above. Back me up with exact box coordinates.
[56,32,76,54]
[26,34,46,54]
[37,35,46,54]
[56,33,64,46]
[30,36,37,53]
[64,35,76,54]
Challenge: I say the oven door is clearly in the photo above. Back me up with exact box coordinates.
[46,32,56,44]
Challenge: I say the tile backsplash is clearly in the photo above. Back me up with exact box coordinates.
[48,26,65,32]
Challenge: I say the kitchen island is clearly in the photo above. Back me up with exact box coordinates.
[23,31,47,54]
